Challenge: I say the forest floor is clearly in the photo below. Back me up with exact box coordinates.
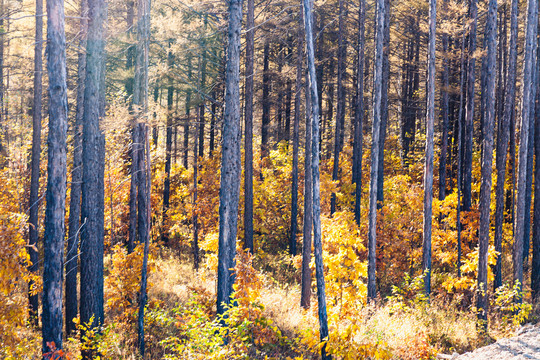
[452,324,540,360]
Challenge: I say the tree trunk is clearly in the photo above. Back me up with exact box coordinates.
[66,0,88,334]
[291,14,303,259]
[244,0,254,253]
[42,0,68,352]
[198,20,207,159]
[462,0,478,212]
[217,0,242,316]
[353,0,365,225]
[128,125,139,253]
[330,0,347,215]
[80,0,106,358]
[422,0,436,297]
[514,0,537,301]
[193,111,200,269]
[303,0,330,356]
[367,0,385,303]
[162,46,173,245]
[438,0,449,201]
[377,0,390,206]
[210,90,217,156]
[301,83,313,309]
[533,27,540,301]
[183,56,192,169]
[28,0,43,327]
[477,0,497,328]
[494,0,517,290]
[285,78,292,145]
[261,41,270,159]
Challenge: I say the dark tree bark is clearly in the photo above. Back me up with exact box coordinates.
[422,0,436,297]
[261,41,270,159]
[80,0,106,358]
[183,56,192,169]
[243,0,254,253]
[303,0,330,356]
[276,46,284,144]
[198,19,208,158]
[494,0,517,291]
[162,46,173,245]
[285,78,292,145]
[438,0,449,201]
[42,0,69,352]
[352,0,365,226]
[216,0,242,316]
[210,90,217,156]
[128,125,139,253]
[291,14,303,259]
[330,0,347,215]
[514,0,537,301]
[533,28,540,301]
[301,83,313,310]
[193,112,200,269]
[477,0,497,327]
[462,0,478,212]
[66,0,88,334]
[367,0,385,303]
[456,33,467,278]
[133,0,151,353]
[376,0,390,206]
[28,0,43,327]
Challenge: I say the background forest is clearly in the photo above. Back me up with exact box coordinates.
[1,0,540,357]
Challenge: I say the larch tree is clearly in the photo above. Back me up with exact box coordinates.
[28,0,43,327]
[462,0,478,212]
[368,0,386,302]
[216,0,242,316]
[303,0,330,357]
[42,0,69,351]
[133,0,152,352]
[330,0,347,215]
[477,0,497,328]
[289,11,303,258]
[494,0,518,291]
[244,0,254,253]
[80,0,107,357]
[422,0,436,297]
[514,0,537,302]
[352,0,365,226]
[66,0,88,335]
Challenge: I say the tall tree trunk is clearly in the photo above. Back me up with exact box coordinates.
[330,0,347,215]
[494,0,517,290]
[198,19,207,158]
[128,125,139,253]
[216,0,242,316]
[462,0,478,212]
[367,0,385,303]
[28,0,44,327]
[301,81,313,310]
[376,0,390,206]
[514,0,538,301]
[353,0,365,225]
[285,78,292,145]
[133,0,151,353]
[533,27,540,301]
[183,56,192,169]
[290,15,303,259]
[192,111,200,269]
[261,41,270,159]
[210,90,217,156]
[80,0,106,357]
[477,0,497,328]
[438,0,449,201]
[303,0,329,356]
[456,33,466,278]
[42,0,68,352]
[422,0,436,297]
[162,46,173,245]
[243,0,254,253]
[66,0,88,334]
